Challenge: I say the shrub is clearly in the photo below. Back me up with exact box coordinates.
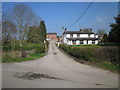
[59,44,119,66]
[59,44,95,61]
[3,44,12,51]
[94,46,119,66]
[35,45,45,54]
[2,54,15,63]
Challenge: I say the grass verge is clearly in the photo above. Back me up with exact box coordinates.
[97,62,119,72]
[2,53,45,63]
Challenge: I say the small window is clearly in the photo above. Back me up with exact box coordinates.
[88,34,91,37]
[92,40,95,44]
[72,40,76,45]
[77,34,79,37]
[80,40,83,44]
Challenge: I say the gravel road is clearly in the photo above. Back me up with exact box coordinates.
[2,40,118,88]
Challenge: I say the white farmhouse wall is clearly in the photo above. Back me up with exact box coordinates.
[88,40,92,44]
[80,34,88,38]
[83,40,87,45]
[90,34,94,38]
[66,34,70,38]
[68,40,71,45]
[95,35,98,38]
[66,40,69,45]
[63,38,67,43]
[95,40,98,44]
[63,31,99,45]
[76,40,79,45]
[63,34,67,44]
[70,40,73,45]
[73,34,77,38]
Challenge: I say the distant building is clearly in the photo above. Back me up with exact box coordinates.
[57,36,62,42]
[46,33,57,40]
[62,28,99,45]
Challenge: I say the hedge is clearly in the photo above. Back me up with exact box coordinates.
[59,44,119,66]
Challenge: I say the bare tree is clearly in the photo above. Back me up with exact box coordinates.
[5,4,41,41]
[2,21,17,38]
[97,29,105,40]
[2,4,41,47]
[2,21,17,52]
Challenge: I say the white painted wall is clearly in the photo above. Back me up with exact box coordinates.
[66,40,98,45]
[95,40,98,44]
[95,35,98,38]
[70,40,73,45]
[90,34,94,38]
[73,34,77,38]
[63,33,99,45]
[80,34,88,38]
[83,40,87,45]
[76,40,79,45]
[68,40,71,45]
[63,34,67,44]
[66,34,70,38]
[88,40,92,44]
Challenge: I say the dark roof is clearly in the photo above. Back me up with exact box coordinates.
[63,30,94,34]
[67,38,98,40]
[47,33,57,35]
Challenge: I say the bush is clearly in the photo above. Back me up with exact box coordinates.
[59,44,119,66]
[2,54,15,63]
[35,45,45,54]
[59,44,95,61]
[3,44,12,51]
[94,46,119,66]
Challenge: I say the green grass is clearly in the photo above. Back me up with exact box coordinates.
[2,53,45,63]
[98,62,119,71]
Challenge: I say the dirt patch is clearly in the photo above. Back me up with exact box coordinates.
[15,72,62,80]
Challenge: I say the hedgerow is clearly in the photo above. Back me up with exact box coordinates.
[59,44,119,66]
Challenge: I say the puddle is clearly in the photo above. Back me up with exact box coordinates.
[53,52,57,55]
[95,83,102,85]
[15,72,62,80]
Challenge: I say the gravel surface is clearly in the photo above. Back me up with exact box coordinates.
[2,40,118,88]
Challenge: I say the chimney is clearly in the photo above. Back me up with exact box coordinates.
[80,29,82,31]
[89,28,92,32]
[65,28,67,31]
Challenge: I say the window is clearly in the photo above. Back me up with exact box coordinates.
[92,40,95,44]
[88,34,91,37]
[77,34,79,37]
[72,40,76,45]
[80,40,83,44]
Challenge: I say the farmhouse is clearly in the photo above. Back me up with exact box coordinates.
[62,28,99,45]
[46,33,58,40]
